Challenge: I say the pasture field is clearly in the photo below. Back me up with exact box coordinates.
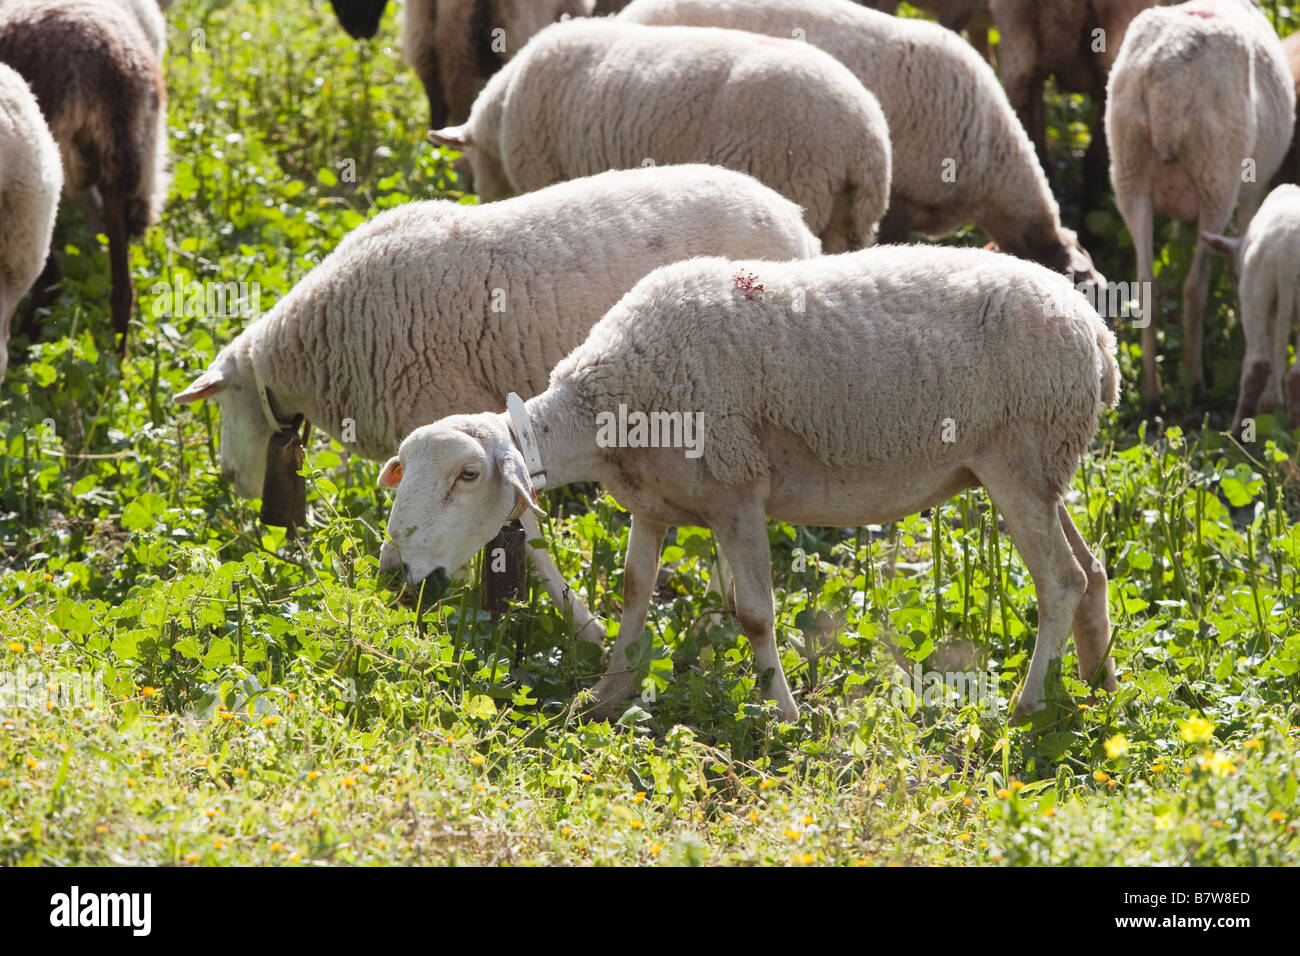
[1,0,1299,867]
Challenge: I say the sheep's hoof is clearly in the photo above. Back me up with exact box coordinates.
[582,673,637,722]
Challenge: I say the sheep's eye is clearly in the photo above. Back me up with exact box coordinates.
[458,466,480,482]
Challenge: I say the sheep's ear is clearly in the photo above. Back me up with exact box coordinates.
[173,368,229,404]
[428,126,471,148]
[500,453,545,519]
[377,457,403,489]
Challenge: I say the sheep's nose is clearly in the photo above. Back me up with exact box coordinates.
[378,541,402,574]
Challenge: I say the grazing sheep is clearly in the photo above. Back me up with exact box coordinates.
[377,246,1119,721]
[173,164,821,643]
[0,0,170,355]
[619,0,1101,284]
[1203,185,1300,433]
[327,1,593,129]
[431,19,892,252]
[0,63,62,384]
[1107,0,1295,402]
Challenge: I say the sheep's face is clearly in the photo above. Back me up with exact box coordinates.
[378,416,543,587]
[173,356,272,499]
[328,0,389,40]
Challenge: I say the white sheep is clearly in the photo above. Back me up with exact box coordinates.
[0,63,63,384]
[377,245,1119,722]
[172,164,821,644]
[618,0,1101,284]
[1203,185,1300,433]
[1107,0,1295,402]
[0,0,170,355]
[430,18,892,253]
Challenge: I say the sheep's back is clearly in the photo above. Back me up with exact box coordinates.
[553,246,1113,489]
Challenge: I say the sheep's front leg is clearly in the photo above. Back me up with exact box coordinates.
[585,514,666,720]
[519,510,606,646]
[102,194,134,355]
[712,505,798,722]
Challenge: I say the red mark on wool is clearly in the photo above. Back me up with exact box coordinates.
[1185,5,1217,17]
[733,271,764,300]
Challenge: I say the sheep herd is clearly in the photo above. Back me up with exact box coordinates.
[1,0,1296,722]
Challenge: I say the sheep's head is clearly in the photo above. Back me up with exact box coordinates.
[378,414,544,587]
[328,0,389,40]
[1058,227,1106,294]
[173,351,275,499]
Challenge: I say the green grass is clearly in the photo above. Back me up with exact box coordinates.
[1,0,1299,866]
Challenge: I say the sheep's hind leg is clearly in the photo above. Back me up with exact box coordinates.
[979,468,1088,721]
[1184,195,1235,398]
[711,502,798,722]
[585,514,666,720]
[519,511,606,646]
[1058,504,1116,694]
[103,194,134,355]
[1119,189,1161,403]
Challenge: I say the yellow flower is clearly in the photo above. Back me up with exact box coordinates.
[1153,813,1173,830]
[214,839,226,849]
[633,791,646,804]
[469,755,485,766]
[1244,739,1261,750]
[204,809,217,819]
[792,852,815,865]
[747,810,760,823]
[1198,751,1234,778]
[1179,717,1214,744]
[7,642,23,653]
[561,826,573,836]
[802,814,815,826]
[473,783,486,791]
[1104,734,1130,760]
[261,716,279,727]
[996,788,1010,799]
[1270,812,1286,823]
[962,796,973,807]
[1043,807,1056,818]
[342,777,357,787]
[628,820,643,830]
[957,833,970,842]
[288,854,300,862]
[648,842,663,856]
[784,828,802,840]
[1010,780,1025,791]
[234,768,248,777]
[125,777,135,788]
[95,825,108,834]
[141,687,157,697]
[184,854,199,862]
[1093,771,1110,783]
[760,779,779,789]
[1106,779,1118,789]
[1150,763,1165,772]
[137,834,148,842]
[307,770,320,780]
[359,764,371,773]
[26,757,38,770]
[579,773,593,781]
[270,842,283,851]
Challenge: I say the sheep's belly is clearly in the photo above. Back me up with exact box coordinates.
[1151,164,1200,222]
[764,462,980,527]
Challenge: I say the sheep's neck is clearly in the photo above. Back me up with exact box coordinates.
[516,387,610,490]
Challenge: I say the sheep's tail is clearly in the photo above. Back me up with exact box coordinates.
[1096,325,1120,409]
